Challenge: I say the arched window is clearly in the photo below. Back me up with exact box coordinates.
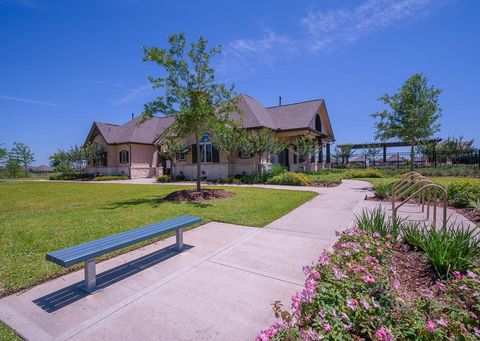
[199,134,212,163]
[119,150,129,164]
[315,114,322,132]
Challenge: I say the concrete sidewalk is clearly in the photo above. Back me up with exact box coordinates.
[0,180,371,341]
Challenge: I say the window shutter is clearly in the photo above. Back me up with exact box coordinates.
[212,146,220,163]
[293,146,298,164]
[192,144,197,164]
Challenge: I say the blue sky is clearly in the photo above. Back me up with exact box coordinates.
[1,0,479,165]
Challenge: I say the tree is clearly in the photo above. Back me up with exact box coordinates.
[244,128,284,175]
[363,146,381,166]
[141,33,239,191]
[10,142,35,176]
[332,145,353,165]
[371,73,442,171]
[438,136,475,164]
[158,138,188,180]
[294,135,317,171]
[50,150,73,175]
[0,143,6,166]
[5,154,23,178]
[211,123,245,177]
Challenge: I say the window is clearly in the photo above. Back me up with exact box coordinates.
[119,150,129,164]
[240,150,250,159]
[199,134,212,163]
[315,114,322,132]
[178,151,186,161]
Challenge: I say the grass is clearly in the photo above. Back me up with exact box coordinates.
[0,181,316,296]
[0,322,20,341]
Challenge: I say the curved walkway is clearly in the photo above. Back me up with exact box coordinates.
[0,180,371,341]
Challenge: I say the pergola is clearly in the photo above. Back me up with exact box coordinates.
[337,138,442,163]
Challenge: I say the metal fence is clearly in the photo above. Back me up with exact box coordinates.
[331,149,480,171]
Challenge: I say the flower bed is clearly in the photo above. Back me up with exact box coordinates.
[258,227,480,340]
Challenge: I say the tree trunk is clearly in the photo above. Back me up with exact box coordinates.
[195,134,201,191]
[410,144,415,172]
[24,164,28,177]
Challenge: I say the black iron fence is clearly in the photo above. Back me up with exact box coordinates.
[332,149,480,172]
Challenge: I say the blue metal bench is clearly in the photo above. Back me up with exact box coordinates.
[46,215,202,293]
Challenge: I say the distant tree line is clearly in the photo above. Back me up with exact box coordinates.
[0,142,35,178]
[49,142,106,177]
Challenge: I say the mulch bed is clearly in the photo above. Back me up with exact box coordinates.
[452,207,480,224]
[392,243,439,302]
[163,189,234,202]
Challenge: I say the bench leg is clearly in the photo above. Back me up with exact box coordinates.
[79,258,97,293]
[176,228,184,251]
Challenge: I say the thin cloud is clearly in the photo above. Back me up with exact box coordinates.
[113,84,153,105]
[0,95,62,107]
[220,0,450,76]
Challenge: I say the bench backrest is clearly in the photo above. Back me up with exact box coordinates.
[46,215,201,267]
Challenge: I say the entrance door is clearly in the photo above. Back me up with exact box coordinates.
[278,148,290,170]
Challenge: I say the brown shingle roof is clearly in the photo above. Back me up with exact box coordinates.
[88,94,332,145]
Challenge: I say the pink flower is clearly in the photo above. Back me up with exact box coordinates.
[318,310,326,318]
[362,274,376,284]
[426,320,436,333]
[376,247,383,254]
[364,242,371,249]
[373,232,381,238]
[392,278,400,290]
[460,323,467,334]
[453,271,464,280]
[435,281,446,292]
[473,326,480,337]
[365,255,379,266]
[256,322,280,341]
[333,267,347,280]
[341,312,350,320]
[470,312,478,320]
[386,233,393,240]
[360,299,371,310]
[347,298,358,310]
[374,326,394,341]
[323,323,332,332]
[318,253,330,266]
[467,270,477,279]
[436,318,448,328]
[348,263,366,272]
[310,269,320,280]
[292,292,302,311]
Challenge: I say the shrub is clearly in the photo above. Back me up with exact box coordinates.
[402,221,480,278]
[266,172,311,186]
[342,168,385,179]
[469,199,480,214]
[49,173,94,181]
[354,207,403,242]
[157,175,172,182]
[260,227,480,340]
[270,164,287,177]
[372,182,390,199]
[307,173,343,186]
[237,173,271,184]
[93,175,129,181]
[447,181,480,208]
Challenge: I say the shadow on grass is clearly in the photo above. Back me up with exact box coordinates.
[102,196,213,209]
[33,244,193,313]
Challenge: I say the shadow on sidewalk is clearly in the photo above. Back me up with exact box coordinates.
[33,244,193,313]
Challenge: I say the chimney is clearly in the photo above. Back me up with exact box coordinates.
[131,113,134,119]
[278,96,282,106]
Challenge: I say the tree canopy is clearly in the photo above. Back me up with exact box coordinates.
[371,73,442,170]
[10,142,35,176]
[141,33,239,190]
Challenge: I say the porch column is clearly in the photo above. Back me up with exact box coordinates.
[316,137,323,164]
[383,145,387,163]
[326,143,331,164]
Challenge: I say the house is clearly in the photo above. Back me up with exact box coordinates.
[84,94,335,179]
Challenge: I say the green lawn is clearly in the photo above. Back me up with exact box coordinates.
[0,323,20,341]
[0,181,316,297]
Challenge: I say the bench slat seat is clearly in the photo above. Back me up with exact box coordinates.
[47,215,201,267]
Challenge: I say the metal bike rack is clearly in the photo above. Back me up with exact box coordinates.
[390,173,448,229]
